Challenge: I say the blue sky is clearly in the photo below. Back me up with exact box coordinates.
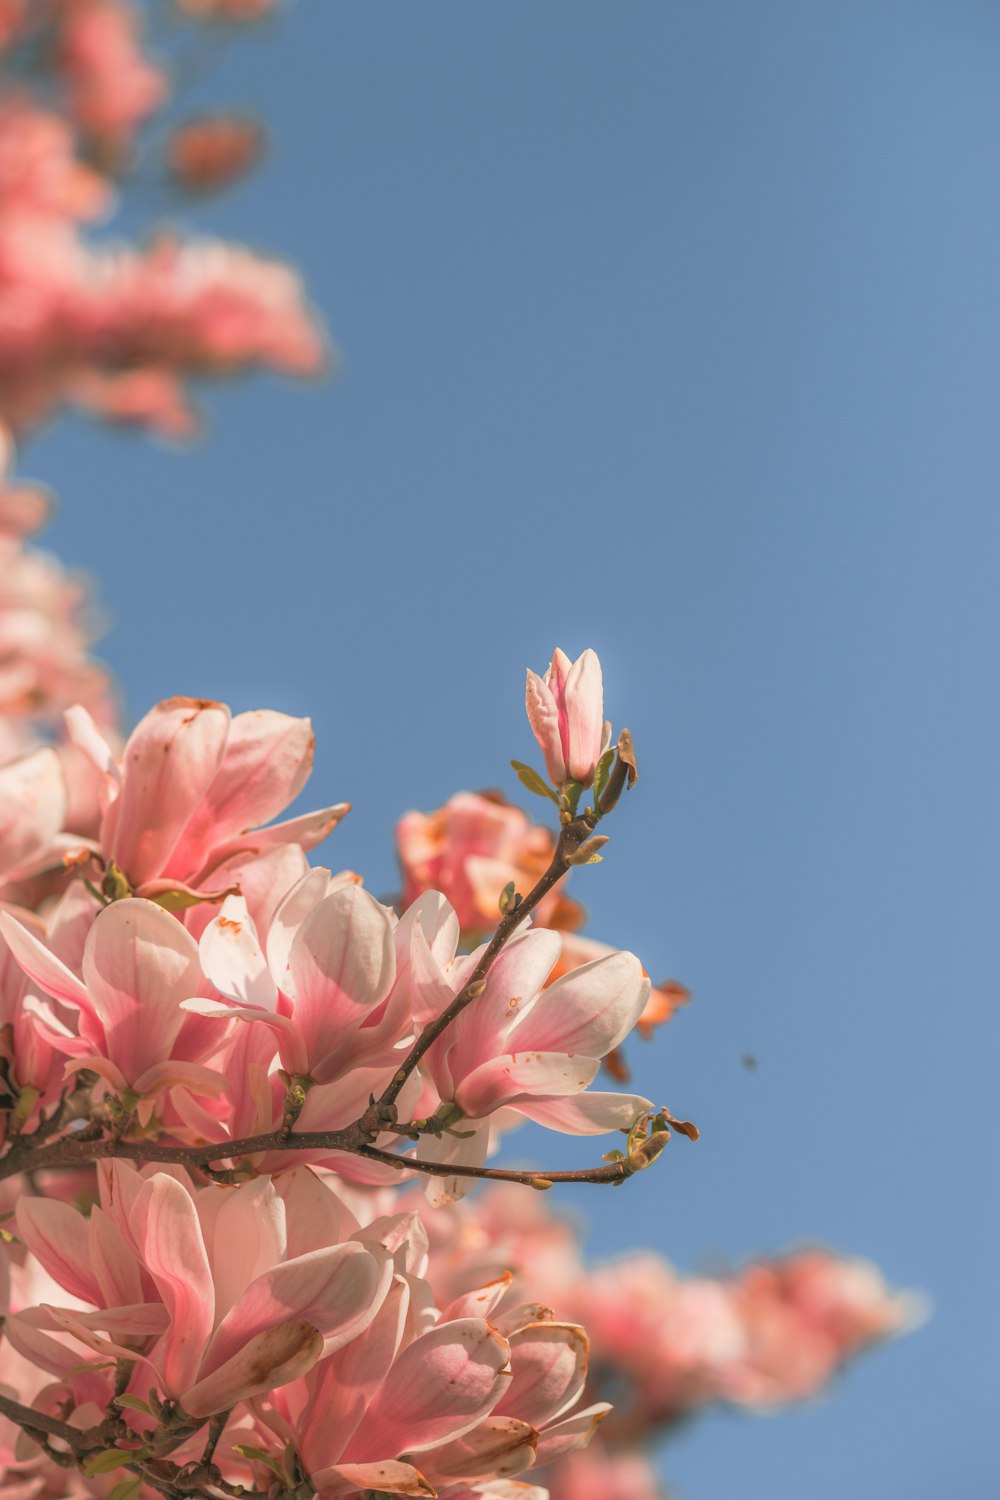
[28,4,999,1496]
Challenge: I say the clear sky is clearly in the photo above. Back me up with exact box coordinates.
[27,4,1000,1496]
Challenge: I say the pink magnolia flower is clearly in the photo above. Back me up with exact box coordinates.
[398,901,652,1200]
[0,748,68,885]
[66,696,347,902]
[525,648,609,790]
[723,1250,921,1408]
[263,1202,606,1499]
[0,434,114,737]
[0,895,227,1109]
[53,0,166,159]
[8,1166,394,1419]
[396,791,582,938]
[546,1445,664,1500]
[189,875,409,1088]
[0,94,110,221]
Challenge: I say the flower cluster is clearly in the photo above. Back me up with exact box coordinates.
[0,630,694,1498]
[0,2,323,440]
[0,615,916,1499]
[415,1183,919,1500]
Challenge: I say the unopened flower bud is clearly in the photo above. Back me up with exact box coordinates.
[525,647,610,789]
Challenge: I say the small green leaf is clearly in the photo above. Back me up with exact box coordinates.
[510,760,559,805]
[233,1444,287,1479]
[592,748,616,810]
[83,1449,133,1477]
[101,861,132,902]
[560,779,584,817]
[114,1394,154,1416]
[107,1480,143,1500]
[498,880,516,915]
[147,888,204,912]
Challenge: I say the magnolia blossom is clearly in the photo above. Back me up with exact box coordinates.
[0,9,324,439]
[394,900,653,1201]
[66,696,347,904]
[525,648,609,790]
[8,1166,394,1418]
[54,0,166,158]
[0,896,229,1110]
[396,790,581,937]
[3,1169,609,1497]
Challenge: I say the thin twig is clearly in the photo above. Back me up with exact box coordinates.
[356,1143,633,1188]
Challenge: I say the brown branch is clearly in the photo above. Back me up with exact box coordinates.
[0,1391,87,1453]
[356,1143,633,1188]
[0,745,644,1193]
[355,806,604,1138]
[0,1390,276,1500]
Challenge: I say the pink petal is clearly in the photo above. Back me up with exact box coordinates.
[209,1178,287,1325]
[524,670,565,786]
[563,649,604,784]
[165,711,315,875]
[64,705,120,784]
[343,1319,512,1461]
[511,951,648,1058]
[284,884,396,1076]
[298,1277,409,1471]
[312,1462,434,1498]
[0,747,67,880]
[206,804,350,871]
[2,1311,92,1378]
[81,897,204,1083]
[417,1119,490,1207]
[495,1323,589,1427]
[455,1053,599,1118]
[441,930,562,1091]
[15,1199,102,1305]
[107,697,230,886]
[265,866,334,986]
[418,1416,537,1485]
[133,1173,215,1397]
[182,1320,324,1418]
[513,1090,652,1135]
[530,1402,611,1466]
[200,895,278,1009]
[88,1206,145,1309]
[442,1276,514,1323]
[131,1060,228,1099]
[0,909,91,1014]
[203,1242,392,1377]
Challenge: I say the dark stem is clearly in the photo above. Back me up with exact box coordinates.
[357,808,601,1133]
[357,1142,632,1187]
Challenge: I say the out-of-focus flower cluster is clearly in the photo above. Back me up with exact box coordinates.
[420,1184,920,1500]
[0,0,322,440]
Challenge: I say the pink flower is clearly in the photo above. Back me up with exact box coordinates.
[189,875,408,1087]
[0,748,68,884]
[400,905,652,1201]
[54,0,166,159]
[546,1445,665,1500]
[0,895,227,1109]
[8,1167,394,1418]
[396,790,581,938]
[525,648,608,790]
[66,696,348,902]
